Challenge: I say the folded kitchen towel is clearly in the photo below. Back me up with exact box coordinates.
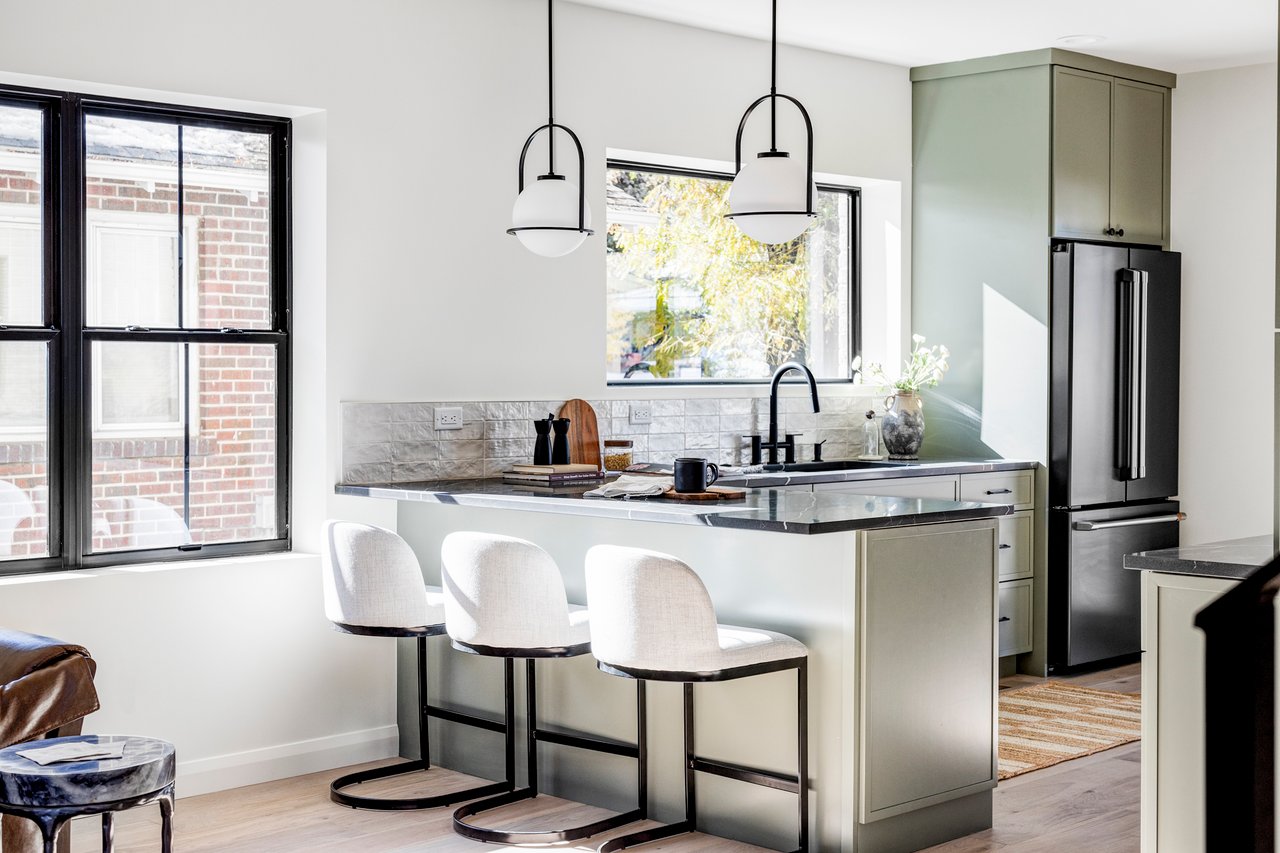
[583,475,672,499]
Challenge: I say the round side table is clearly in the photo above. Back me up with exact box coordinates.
[0,735,175,853]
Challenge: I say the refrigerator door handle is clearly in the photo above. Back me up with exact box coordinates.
[1136,270,1149,480]
[1117,269,1145,481]
[1072,512,1186,531]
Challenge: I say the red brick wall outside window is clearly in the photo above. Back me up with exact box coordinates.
[0,168,277,558]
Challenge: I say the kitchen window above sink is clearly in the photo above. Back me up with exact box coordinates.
[605,159,859,385]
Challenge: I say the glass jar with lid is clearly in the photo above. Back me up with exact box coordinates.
[603,439,634,471]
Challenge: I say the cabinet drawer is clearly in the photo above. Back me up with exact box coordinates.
[814,475,958,500]
[997,511,1033,581]
[960,470,1034,510]
[998,579,1033,657]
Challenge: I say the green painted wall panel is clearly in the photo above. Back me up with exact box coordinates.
[911,65,1051,462]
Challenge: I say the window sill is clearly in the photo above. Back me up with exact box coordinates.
[0,550,312,587]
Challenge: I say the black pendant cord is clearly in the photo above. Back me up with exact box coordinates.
[770,0,777,154]
[546,0,557,177]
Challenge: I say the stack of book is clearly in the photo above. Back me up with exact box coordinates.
[501,463,604,487]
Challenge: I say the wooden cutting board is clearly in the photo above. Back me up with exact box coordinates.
[557,399,602,472]
[661,486,747,502]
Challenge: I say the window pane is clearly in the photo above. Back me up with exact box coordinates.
[85,115,180,328]
[0,104,44,327]
[90,342,278,552]
[184,126,273,330]
[94,341,182,429]
[605,167,854,382]
[0,341,49,560]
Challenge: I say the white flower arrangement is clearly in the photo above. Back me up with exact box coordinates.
[852,334,951,394]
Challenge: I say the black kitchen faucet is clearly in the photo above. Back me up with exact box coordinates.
[745,361,821,465]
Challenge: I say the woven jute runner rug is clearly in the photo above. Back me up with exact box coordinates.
[998,681,1142,780]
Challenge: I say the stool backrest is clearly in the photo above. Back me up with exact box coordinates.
[441,532,578,650]
[585,544,721,672]
[322,520,433,629]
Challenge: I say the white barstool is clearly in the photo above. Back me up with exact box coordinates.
[441,531,647,845]
[585,544,809,852]
[321,520,515,810]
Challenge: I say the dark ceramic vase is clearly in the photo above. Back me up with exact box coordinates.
[881,392,924,459]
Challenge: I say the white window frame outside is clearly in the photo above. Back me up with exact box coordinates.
[0,207,46,441]
[85,208,198,438]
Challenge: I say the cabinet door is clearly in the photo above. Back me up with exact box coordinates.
[814,474,957,500]
[1110,79,1168,247]
[858,520,998,823]
[998,578,1033,655]
[1052,67,1113,241]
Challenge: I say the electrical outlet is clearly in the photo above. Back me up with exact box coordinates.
[629,404,653,425]
[434,407,464,430]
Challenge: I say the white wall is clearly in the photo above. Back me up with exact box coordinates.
[1171,62,1277,545]
[0,0,912,794]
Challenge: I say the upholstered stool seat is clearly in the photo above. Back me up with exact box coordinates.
[322,520,515,811]
[586,544,809,852]
[441,531,647,845]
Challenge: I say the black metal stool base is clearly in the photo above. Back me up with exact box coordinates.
[449,658,648,845]
[453,786,644,844]
[597,818,694,851]
[329,634,517,813]
[330,758,511,811]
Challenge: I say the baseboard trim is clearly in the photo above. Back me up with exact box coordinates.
[176,725,400,797]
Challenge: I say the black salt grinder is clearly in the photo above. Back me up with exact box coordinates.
[533,414,553,465]
[551,417,571,464]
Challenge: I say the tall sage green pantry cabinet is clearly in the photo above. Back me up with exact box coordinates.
[910,49,1175,675]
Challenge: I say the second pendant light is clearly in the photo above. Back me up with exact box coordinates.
[726,0,817,245]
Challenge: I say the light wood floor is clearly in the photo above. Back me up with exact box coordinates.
[67,663,1142,853]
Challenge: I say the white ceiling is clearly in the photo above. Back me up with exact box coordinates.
[565,0,1276,74]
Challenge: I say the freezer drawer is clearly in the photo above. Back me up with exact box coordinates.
[1050,501,1180,669]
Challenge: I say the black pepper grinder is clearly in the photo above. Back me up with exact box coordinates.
[533,414,553,465]
[551,417,571,464]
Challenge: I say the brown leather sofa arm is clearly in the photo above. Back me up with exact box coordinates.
[0,629,100,750]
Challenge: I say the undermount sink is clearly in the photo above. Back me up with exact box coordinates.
[758,459,910,473]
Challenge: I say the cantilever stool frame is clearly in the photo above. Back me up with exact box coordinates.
[594,656,809,853]
[322,519,516,812]
[327,622,516,811]
[585,543,809,853]
[447,640,649,845]
[441,530,648,846]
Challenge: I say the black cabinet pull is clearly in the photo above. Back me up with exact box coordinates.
[986,488,1012,495]
[1105,227,1116,236]
[999,616,1011,623]
[1116,227,1125,237]
[999,543,1012,550]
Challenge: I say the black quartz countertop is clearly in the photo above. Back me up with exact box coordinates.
[1123,535,1277,580]
[710,457,1035,488]
[335,478,1014,535]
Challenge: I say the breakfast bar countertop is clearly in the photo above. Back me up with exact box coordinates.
[1123,534,1275,580]
[335,478,1014,535]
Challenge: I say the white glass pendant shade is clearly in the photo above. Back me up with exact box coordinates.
[511,177,593,258]
[728,155,817,244]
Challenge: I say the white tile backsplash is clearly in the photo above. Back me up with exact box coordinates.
[340,394,881,483]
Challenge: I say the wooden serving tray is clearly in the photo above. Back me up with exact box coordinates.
[660,487,747,502]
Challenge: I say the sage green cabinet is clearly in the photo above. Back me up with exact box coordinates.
[857,520,999,823]
[1052,66,1170,246]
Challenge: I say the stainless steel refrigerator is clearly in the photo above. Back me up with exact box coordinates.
[1049,241,1182,670]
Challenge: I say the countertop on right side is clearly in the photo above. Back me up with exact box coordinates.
[1123,535,1276,580]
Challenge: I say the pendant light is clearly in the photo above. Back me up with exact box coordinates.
[507,0,593,257]
[726,0,817,245]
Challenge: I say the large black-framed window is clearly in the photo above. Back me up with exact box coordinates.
[0,85,291,575]
[605,159,860,385]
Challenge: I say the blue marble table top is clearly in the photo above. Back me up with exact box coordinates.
[0,735,175,808]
